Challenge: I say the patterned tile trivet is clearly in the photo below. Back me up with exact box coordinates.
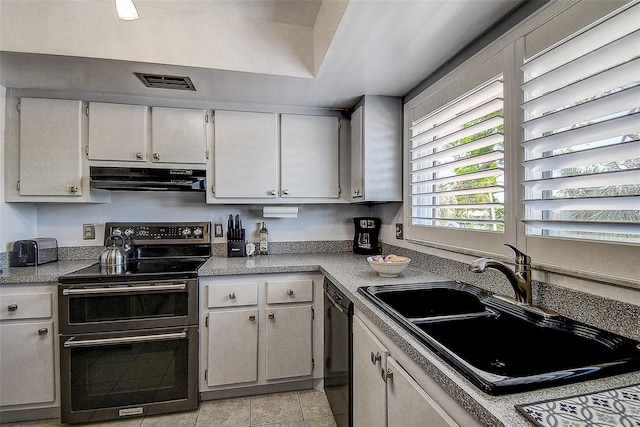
[515,383,640,427]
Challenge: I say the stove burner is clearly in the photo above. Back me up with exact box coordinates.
[59,222,211,284]
[61,258,207,283]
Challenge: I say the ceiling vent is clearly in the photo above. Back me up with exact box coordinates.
[135,73,196,91]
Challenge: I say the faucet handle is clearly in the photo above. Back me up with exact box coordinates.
[504,243,531,265]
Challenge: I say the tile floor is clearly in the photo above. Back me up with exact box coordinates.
[0,390,337,427]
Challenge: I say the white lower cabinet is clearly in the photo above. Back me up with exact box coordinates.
[353,311,480,427]
[353,315,388,427]
[206,308,259,387]
[265,305,313,380]
[200,273,322,396]
[386,357,456,427]
[0,283,59,420]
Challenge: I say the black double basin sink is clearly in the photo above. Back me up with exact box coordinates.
[358,281,640,395]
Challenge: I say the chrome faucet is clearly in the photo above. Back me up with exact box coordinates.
[469,243,532,305]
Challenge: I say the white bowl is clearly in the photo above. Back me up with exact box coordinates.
[367,255,411,278]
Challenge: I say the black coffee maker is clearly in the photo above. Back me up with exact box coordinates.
[353,217,381,254]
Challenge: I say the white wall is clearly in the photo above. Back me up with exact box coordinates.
[0,1,315,78]
[0,85,37,252]
[35,192,370,247]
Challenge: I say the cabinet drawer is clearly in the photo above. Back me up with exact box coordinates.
[266,280,313,304]
[0,292,53,320]
[207,283,258,308]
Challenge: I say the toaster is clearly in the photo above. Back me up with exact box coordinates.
[10,238,59,267]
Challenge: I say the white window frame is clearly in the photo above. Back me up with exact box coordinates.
[404,51,517,259]
[403,0,639,285]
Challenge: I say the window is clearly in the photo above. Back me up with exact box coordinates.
[404,51,513,256]
[410,76,505,232]
[403,0,638,283]
[520,2,640,244]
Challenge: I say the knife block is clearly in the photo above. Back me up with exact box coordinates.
[227,241,246,257]
[227,228,247,258]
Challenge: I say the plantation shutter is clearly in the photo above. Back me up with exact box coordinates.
[520,2,640,243]
[409,76,505,231]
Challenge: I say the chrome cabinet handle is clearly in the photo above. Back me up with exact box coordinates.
[8,304,18,312]
[153,153,160,161]
[370,351,381,365]
[286,289,294,296]
[269,190,277,196]
[353,188,360,195]
[229,292,236,299]
[136,152,143,160]
[249,315,256,321]
[268,313,275,320]
[382,368,393,383]
[69,186,78,194]
[38,328,48,336]
[282,190,290,196]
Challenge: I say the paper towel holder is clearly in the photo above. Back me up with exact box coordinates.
[262,206,299,218]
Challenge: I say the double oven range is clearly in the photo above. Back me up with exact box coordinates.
[58,222,210,424]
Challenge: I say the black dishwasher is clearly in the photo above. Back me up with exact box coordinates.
[323,277,353,427]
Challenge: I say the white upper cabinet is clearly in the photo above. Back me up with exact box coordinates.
[280,114,340,198]
[350,95,402,202]
[88,104,207,165]
[212,110,342,201]
[18,98,83,197]
[213,110,279,198]
[88,102,149,162]
[151,107,208,164]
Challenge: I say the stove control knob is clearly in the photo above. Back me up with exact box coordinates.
[112,228,122,236]
[182,228,192,237]
[124,228,135,237]
[193,227,203,237]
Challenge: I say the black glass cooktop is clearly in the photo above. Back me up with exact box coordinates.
[59,258,207,283]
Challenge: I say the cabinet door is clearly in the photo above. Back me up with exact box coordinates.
[214,110,278,198]
[387,357,459,427]
[265,305,312,380]
[350,106,364,201]
[281,114,339,198]
[88,102,148,162]
[353,315,387,427]
[151,107,207,164]
[19,98,83,196]
[358,96,403,202]
[0,321,55,406]
[207,309,259,386]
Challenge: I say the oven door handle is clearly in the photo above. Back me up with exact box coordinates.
[64,330,188,348]
[62,283,187,296]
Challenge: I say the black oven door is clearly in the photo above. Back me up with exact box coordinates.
[60,326,198,424]
[59,279,197,334]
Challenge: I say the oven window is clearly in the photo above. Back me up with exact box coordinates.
[68,292,188,324]
[69,333,189,410]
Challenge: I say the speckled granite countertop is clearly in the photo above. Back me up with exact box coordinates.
[2,253,638,426]
[198,253,640,427]
[0,260,94,284]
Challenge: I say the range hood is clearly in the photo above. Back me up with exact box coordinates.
[90,166,206,191]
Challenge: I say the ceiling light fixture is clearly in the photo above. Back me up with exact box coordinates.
[116,0,139,21]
